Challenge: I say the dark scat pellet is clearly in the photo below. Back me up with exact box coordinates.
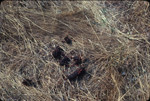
[60,56,70,67]
[22,79,36,87]
[73,56,82,65]
[52,46,64,60]
[67,67,86,81]
[64,36,72,45]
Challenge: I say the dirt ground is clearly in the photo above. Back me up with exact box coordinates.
[0,1,150,101]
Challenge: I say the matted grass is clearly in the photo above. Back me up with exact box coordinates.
[0,1,150,101]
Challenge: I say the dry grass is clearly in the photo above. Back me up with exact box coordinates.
[0,1,150,101]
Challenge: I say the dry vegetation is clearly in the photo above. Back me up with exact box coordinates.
[0,1,150,101]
